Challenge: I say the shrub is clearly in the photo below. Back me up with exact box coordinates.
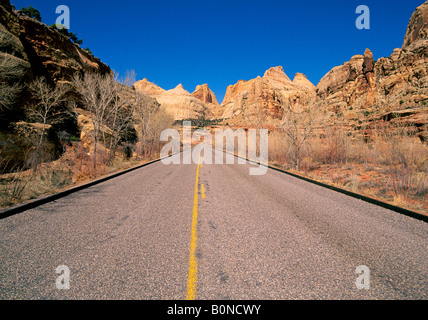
[50,24,83,45]
[83,48,93,55]
[19,6,42,22]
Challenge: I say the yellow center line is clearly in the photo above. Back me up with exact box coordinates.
[201,184,206,199]
[186,153,201,300]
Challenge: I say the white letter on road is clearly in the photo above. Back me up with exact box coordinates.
[355,265,370,289]
[56,265,70,290]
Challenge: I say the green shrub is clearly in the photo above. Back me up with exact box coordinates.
[19,6,42,22]
[50,24,83,45]
[83,47,92,55]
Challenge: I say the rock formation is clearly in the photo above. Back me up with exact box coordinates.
[220,66,316,125]
[402,1,428,49]
[313,1,428,141]
[1,0,426,143]
[192,83,219,105]
[133,79,215,121]
[217,1,427,139]
[133,78,166,96]
[191,83,222,118]
[315,49,377,123]
[0,0,111,85]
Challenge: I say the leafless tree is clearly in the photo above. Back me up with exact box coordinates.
[115,69,137,88]
[239,93,271,130]
[26,77,70,170]
[279,95,325,171]
[133,92,160,157]
[132,91,174,158]
[72,72,116,173]
[107,95,134,160]
[102,70,140,161]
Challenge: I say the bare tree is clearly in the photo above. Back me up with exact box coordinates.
[133,92,160,157]
[132,90,174,158]
[0,82,21,113]
[106,95,134,161]
[115,69,137,88]
[240,93,271,130]
[72,72,116,173]
[145,107,174,156]
[26,77,70,170]
[105,70,139,161]
[279,95,325,171]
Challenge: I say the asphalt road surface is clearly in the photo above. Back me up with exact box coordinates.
[0,147,427,299]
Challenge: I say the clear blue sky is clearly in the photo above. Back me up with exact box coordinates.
[11,0,425,103]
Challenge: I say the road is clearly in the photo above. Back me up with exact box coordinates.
[0,147,427,299]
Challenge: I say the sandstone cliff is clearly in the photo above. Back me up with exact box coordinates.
[403,1,428,49]
[0,0,112,130]
[314,1,428,141]
[220,66,316,125]
[133,79,215,121]
[192,83,219,105]
[218,1,427,138]
[315,49,377,123]
[0,0,111,84]
[191,83,223,118]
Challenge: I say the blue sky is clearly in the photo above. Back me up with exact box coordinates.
[11,0,425,103]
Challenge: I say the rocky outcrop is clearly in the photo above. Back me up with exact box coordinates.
[192,83,219,105]
[0,0,112,128]
[18,16,111,83]
[191,84,223,118]
[293,73,316,91]
[0,0,114,168]
[0,0,111,85]
[133,78,166,96]
[0,0,32,123]
[403,1,428,48]
[219,2,427,136]
[315,49,377,121]
[220,66,316,124]
[313,1,428,141]
[133,79,212,120]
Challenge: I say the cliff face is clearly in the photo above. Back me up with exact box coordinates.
[0,0,111,85]
[315,50,377,124]
[0,0,113,169]
[191,83,226,119]
[220,66,316,124]
[192,83,219,106]
[133,79,217,121]
[218,1,427,137]
[18,16,111,82]
[403,1,428,49]
[313,1,428,141]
